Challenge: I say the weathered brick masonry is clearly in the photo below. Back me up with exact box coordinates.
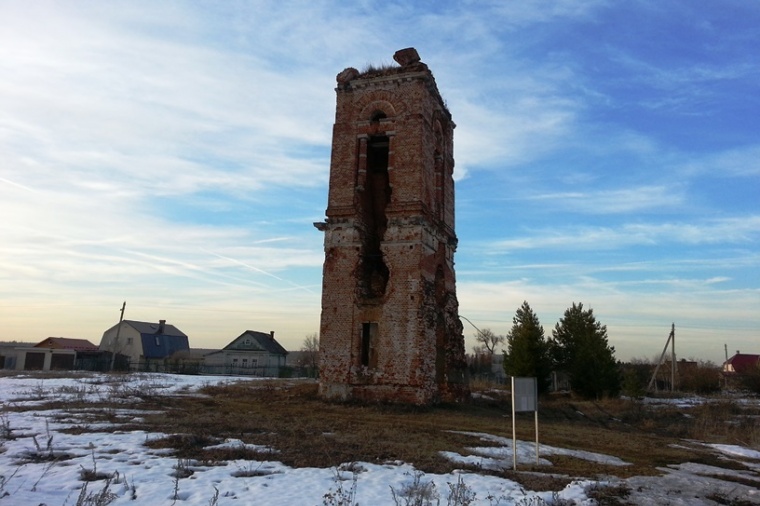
[315,48,469,404]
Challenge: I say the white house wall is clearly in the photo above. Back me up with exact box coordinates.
[13,347,76,371]
[204,350,285,377]
[99,324,142,367]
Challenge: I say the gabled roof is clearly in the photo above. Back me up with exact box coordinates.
[724,353,760,374]
[141,334,190,359]
[35,337,99,351]
[124,320,187,337]
[223,330,288,356]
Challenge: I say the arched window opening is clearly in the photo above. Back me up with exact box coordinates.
[370,111,387,123]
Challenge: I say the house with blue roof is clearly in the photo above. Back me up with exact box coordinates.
[99,319,189,370]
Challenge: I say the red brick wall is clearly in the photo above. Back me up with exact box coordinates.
[317,51,468,404]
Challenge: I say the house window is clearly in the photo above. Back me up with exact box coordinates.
[361,322,378,368]
[126,337,133,345]
[244,338,252,346]
[242,358,249,368]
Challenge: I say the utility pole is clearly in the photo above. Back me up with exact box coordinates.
[670,322,676,391]
[109,301,126,371]
[647,323,676,393]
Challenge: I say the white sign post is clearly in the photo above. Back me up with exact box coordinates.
[511,376,539,470]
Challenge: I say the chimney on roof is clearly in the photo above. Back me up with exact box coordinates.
[270,331,275,340]
[158,320,166,334]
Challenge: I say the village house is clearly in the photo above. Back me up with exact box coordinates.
[720,351,760,390]
[0,342,32,369]
[7,337,99,371]
[99,319,189,370]
[650,358,700,392]
[722,352,760,375]
[203,330,287,377]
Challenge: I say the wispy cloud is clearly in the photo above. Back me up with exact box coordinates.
[488,216,760,251]
[0,3,336,198]
[0,1,757,360]
[679,145,760,177]
[457,277,759,360]
[526,185,684,214]
[481,0,610,27]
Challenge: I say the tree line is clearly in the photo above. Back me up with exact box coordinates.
[476,301,621,399]
[302,301,751,397]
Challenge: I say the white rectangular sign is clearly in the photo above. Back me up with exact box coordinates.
[511,376,540,470]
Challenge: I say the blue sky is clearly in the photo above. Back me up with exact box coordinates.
[1,0,757,362]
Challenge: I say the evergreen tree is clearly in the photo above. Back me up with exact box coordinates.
[503,301,552,394]
[550,302,621,399]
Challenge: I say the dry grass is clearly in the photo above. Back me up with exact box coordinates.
[121,380,758,488]
[358,62,398,77]
[5,374,759,494]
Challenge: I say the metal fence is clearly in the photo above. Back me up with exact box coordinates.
[92,357,313,378]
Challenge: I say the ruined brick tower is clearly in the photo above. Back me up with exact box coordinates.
[315,48,468,404]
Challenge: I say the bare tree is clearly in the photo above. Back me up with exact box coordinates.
[471,344,488,355]
[474,328,505,355]
[300,333,319,375]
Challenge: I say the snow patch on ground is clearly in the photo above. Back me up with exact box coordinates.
[445,431,630,469]
[1,374,759,505]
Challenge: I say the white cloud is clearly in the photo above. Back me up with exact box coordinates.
[478,0,610,26]
[0,1,756,361]
[457,277,760,362]
[0,2,336,199]
[680,145,760,178]
[526,185,685,214]
[487,216,760,251]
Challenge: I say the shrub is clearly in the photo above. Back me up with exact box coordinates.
[679,363,721,394]
[739,366,760,394]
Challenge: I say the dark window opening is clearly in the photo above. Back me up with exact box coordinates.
[25,352,45,370]
[434,265,447,385]
[358,136,391,300]
[370,111,387,123]
[361,322,378,368]
[434,151,445,220]
[51,353,74,370]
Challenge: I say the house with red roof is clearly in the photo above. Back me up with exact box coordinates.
[35,337,99,352]
[10,337,99,371]
[722,352,760,375]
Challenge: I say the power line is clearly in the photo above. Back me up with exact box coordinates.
[460,315,484,335]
